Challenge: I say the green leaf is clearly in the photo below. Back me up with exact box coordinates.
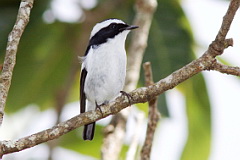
[140,0,194,116]
[6,21,76,112]
[139,0,211,158]
[2,0,81,112]
[179,74,211,160]
[59,125,104,158]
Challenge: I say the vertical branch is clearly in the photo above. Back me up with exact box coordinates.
[0,0,34,126]
[101,0,157,159]
[141,62,160,160]
[210,0,240,57]
[215,0,240,42]
[125,0,158,92]
[126,112,145,160]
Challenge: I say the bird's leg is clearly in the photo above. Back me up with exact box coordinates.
[120,91,133,106]
[95,101,103,117]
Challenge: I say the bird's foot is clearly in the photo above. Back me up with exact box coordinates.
[95,102,104,117]
[120,91,133,106]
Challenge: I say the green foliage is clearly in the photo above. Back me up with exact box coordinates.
[179,74,211,160]
[6,21,76,111]
[140,0,194,116]
[1,0,79,112]
[119,144,130,160]
[140,0,211,159]
[59,125,104,158]
[0,2,19,61]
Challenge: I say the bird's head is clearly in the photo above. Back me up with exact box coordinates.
[89,19,138,46]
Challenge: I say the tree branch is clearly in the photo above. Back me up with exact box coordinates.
[141,62,160,160]
[125,0,158,92]
[0,38,237,157]
[0,0,34,126]
[209,62,240,76]
[1,0,240,158]
[101,0,158,159]
[210,0,239,57]
[215,0,240,42]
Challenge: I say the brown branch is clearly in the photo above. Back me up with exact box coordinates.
[205,38,240,76]
[208,61,240,76]
[125,0,158,92]
[101,0,158,159]
[101,112,127,160]
[0,47,221,156]
[1,0,240,158]
[143,62,155,87]
[215,0,240,42]
[210,0,239,57]
[0,43,238,157]
[0,0,34,126]
[0,32,237,156]
[141,62,160,160]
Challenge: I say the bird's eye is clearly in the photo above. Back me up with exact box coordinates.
[110,24,116,29]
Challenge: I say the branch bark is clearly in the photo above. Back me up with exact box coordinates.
[209,61,240,76]
[141,62,160,160]
[0,0,34,126]
[0,39,237,157]
[1,0,240,158]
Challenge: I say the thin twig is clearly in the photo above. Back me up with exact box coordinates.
[210,0,239,57]
[141,62,160,160]
[215,0,240,42]
[209,61,240,76]
[0,0,34,126]
[125,0,158,92]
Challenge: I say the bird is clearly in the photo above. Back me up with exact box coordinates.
[80,19,138,140]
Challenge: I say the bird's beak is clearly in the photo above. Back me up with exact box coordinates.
[120,25,139,31]
[125,25,139,30]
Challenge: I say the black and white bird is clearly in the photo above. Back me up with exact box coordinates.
[80,19,138,140]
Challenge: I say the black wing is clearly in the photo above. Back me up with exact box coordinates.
[80,68,87,113]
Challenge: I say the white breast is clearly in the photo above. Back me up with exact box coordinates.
[83,32,128,105]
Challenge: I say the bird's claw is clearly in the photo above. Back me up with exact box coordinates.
[120,91,133,106]
[95,102,103,117]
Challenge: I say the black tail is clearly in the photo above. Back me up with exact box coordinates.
[83,122,95,140]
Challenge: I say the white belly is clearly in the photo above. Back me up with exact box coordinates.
[83,43,126,105]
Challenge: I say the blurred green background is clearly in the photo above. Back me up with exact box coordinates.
[0,0,215,159]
